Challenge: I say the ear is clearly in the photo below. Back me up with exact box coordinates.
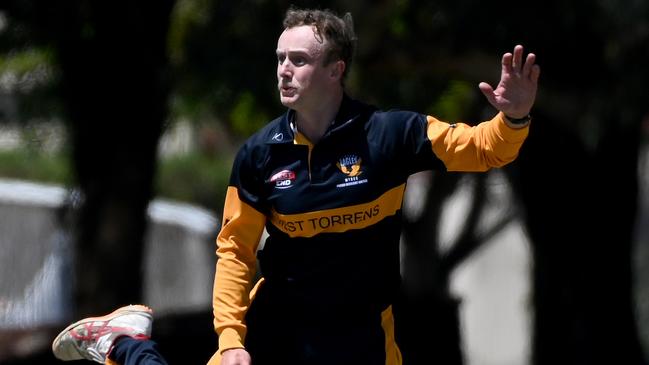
[330,60,346,80]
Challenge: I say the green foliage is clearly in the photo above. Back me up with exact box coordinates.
[429,80,475,122]
[0,149,71,185]
[167,0,284,139]
[2,0,648,208]
[229,91,270,137]
[155,152,233,213]
[0,45,61,123]
[388,0,409,39]
[167,0,213,65]
[0,48,51,76]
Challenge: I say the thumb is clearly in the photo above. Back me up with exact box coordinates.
[478,82,497,106]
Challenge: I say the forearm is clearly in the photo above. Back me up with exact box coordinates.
[427,112,529,171]
[213,186,266,352]
[213,250,256,351]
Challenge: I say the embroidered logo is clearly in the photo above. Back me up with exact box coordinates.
[272,132,284,142]
[270,169,296,189]
[336,154,368,188]
[336,155,363,177]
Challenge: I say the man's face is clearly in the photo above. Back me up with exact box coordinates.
[276,25,339,112]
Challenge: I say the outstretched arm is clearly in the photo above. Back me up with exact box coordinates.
[479,45,540,120]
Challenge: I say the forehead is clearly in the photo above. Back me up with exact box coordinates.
[277,25,325,56]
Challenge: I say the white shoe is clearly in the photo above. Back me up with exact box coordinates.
[52,304,153,363]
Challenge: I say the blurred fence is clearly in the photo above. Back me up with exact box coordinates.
[0,178,218,330]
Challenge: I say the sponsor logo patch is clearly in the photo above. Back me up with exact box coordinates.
[269,169,296,189]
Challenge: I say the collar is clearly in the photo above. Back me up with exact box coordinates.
[265,94,369,145]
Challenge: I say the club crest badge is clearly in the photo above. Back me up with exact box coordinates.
[336,155,363,177]
[336,154,368,188]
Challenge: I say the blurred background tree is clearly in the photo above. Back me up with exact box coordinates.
[2,0,176,322]
[0,0,647,364]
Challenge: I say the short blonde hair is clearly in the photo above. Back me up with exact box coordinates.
[283,7,357,80]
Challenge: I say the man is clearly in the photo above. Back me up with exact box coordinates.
[51,7,539,365]
[210,7,538,365]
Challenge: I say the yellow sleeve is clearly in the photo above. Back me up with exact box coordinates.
[212,186,266,354]
[426,112,529,172]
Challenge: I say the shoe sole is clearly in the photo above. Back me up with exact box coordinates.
[52,304,153,359]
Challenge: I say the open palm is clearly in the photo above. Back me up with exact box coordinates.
[479,45,541,119]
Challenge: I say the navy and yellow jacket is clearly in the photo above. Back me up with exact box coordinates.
[210,95,529,361]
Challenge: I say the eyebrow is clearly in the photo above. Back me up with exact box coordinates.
[276,49,311,56]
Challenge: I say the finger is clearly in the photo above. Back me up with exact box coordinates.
[478,81,494,94]
[502,52,513,75]
[512,44,524,72]
[478,82,497,105]
[530,64,541,83]
[522,52,536,78]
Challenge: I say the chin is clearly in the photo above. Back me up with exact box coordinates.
[280,96,298,108]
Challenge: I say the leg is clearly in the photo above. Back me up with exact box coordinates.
[108,337,168,365]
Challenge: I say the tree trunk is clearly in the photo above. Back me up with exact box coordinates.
[53,0,175,316]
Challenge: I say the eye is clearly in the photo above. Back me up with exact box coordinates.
[291,56,306,66]
[277,54,286,64]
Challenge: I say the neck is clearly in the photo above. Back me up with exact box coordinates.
[294,89,343,144]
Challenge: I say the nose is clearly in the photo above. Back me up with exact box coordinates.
[278,59,292,78]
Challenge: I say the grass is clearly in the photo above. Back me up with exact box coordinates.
[154,152,233,213]
[0,149,72,185]
[0,149,233,213]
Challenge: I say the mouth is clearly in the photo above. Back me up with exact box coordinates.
[279,85,296,96]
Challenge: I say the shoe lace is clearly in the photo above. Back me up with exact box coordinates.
[71,322,131,362]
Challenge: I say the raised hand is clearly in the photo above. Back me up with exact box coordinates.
[220,348,251,365]
[479,45,540,119]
